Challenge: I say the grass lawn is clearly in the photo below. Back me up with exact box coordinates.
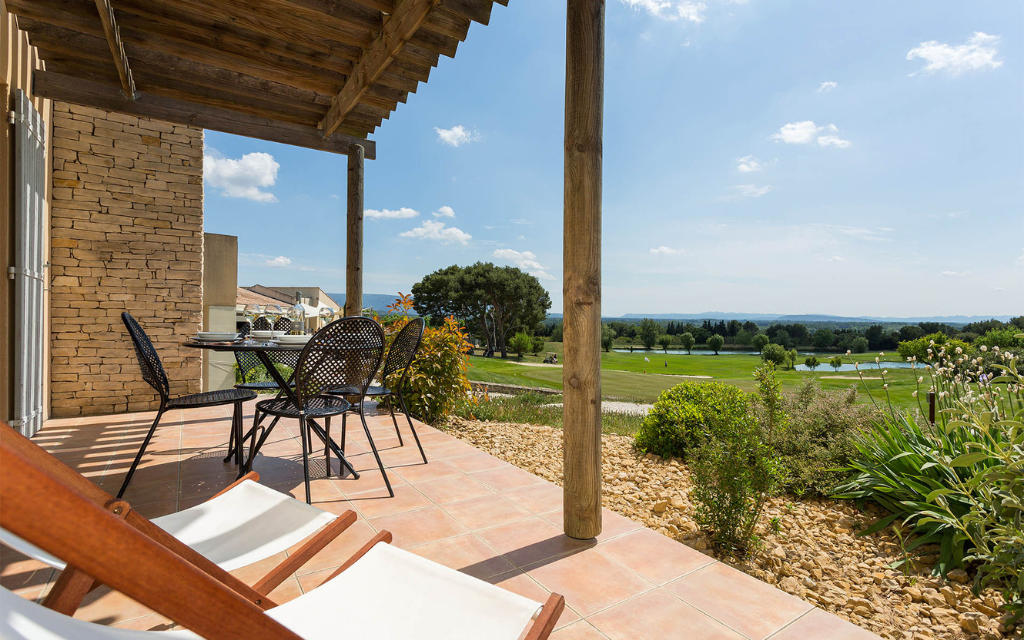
[468,342,925,412]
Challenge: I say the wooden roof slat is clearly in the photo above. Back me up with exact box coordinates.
[35,70,377,155]
[321,0,441,138]
[92,0,135,98]
[9,0,505,153]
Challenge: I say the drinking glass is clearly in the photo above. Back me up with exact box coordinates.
[242,304,261,343]
[264,304,283,336]
[319,307,334,328]
[288,306,304,335]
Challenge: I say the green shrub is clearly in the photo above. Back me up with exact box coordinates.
[896,332,973,362]
[767,379,873,495]
[829,355,843,371]
[531,336,546,355]
[751,333,769,353]
[975,328,1024,350]
[804,356,819,370]
[634,381,750,458]
[690,365,783,554]
[379,295,471,425]
[835,348,1023,620]
[761,343,786,366]
[508,331,533,359]
[850,336,869,353]
[707,334,724,355]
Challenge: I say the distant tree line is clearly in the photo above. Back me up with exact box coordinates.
[542,315,1024,354]
[411,263,551,358]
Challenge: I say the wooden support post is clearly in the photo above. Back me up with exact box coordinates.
[562,0,604,540]
[345,144,364,317]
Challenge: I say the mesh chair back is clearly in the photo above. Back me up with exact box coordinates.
[383,317,425,383]
[235,349,301,383]
[294,317,384,406]
[120,312,170,402]
[252,317,272,331]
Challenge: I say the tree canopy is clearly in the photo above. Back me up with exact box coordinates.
[411,262,551,358]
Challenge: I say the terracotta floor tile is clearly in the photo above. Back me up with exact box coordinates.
[445,452,510,473]
[74,586,154,626]
[541,508,643,542]
[369,506,467,549]
[476,517,593,568]
[408,533,514,579]
[504,483,565,514]
[551,621,611,640]
[415,474,493,504]
[665,562,813,640]
[389,460,462,484]
[332,465,406,497]
[589,589,745,640]
[0,555,55,594]
[442,493,533,531]
[110,613,174,631]
[768,608,880,640]
[486,570,581,629]
[345,483,431,519]
[596,529,714,585]
[419,440,482,460]
[471,466,547,492]
[524,548,653,616]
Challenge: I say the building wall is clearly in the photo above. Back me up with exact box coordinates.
[48,102,204,417]
[2,10,52,424]
[202,233,237,392]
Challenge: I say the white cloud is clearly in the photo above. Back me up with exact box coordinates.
[266,256,291,267]
[827,256,845,262]
[493,249,555,280]
[771,121,851,148]
[818,81,838,92]
[400,220,472,245]
[649,246,679,255]
[736,155,766,172]
[620,0,705,22]
[510,218,533,225]
[432,205,456,218]
[204,150,279,203]
[732,184,771,198]
[365,207,419,220]
[435,125,479,147]
[907,32,1003,76]
[940,270,973,277]
[329,194,340,200]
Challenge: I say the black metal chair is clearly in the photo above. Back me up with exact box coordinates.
[255,317,385,503]
[118,312,257,499]
[329,318,427,464]
[230,349,300,461]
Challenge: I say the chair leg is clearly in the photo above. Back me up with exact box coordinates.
[298,415,312,504]
[224,407,236,463]
[359,408,393,498]
[232,402,246,476]
[340,413,347,451]
[387,396,404,446]
[324,416,331,477]
[399,391,428,465]
[116,408,164,499]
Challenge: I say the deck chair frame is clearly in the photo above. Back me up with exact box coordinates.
[0,424,564,640]
[0,424,354,615]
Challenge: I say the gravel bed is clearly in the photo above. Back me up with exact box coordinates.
[443,418,1018,640]
[540,401,653,416]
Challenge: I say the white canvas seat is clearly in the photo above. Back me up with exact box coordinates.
[0,481,337,573]
[0,542,544,640]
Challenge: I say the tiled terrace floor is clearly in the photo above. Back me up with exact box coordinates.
[3,401,878,639]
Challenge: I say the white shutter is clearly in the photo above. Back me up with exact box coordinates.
[11,90,47,438]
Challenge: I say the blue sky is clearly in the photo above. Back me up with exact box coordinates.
[203,0,1023,318]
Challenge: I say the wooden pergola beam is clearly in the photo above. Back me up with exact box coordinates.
[345,145,365,317]
[33,71,376,158]
[92,0,136,99]
[562,0,604,540]
[321,0,440,138]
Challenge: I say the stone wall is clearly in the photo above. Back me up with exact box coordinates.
[48,102,203,417]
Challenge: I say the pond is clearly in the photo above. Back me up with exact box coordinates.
[795,361,916,372]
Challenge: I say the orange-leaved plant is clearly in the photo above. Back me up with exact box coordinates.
[373,294,472,424]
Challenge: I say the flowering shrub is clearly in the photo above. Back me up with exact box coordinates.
[375,294,471,425]
[837,337,1023,621]
[896,332,973,362]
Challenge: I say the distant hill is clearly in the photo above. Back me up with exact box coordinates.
[328,293,417,315]
[607,313,1014,325]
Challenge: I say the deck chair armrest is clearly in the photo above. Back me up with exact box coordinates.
[523,593,565,640]
[210,471,261,500]
[252,510,358,597]
[323,530,393,582]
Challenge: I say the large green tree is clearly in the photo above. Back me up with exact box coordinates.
[639,318,660,349]
[412,262,551,358]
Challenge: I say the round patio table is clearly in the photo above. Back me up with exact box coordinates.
[182,339,359,480]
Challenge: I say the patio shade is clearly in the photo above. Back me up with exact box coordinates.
[6,0,510,156]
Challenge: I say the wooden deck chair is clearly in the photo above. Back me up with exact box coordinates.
[0,429,565,640]
[0,424,350,615]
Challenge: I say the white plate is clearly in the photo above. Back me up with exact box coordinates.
[195,332,239,341]
[276,335,312,344]
[251,330,285,339]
